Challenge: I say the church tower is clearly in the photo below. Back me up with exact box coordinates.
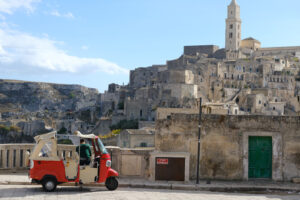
[225,0,241,53]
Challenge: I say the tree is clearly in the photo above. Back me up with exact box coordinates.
[57,127,67,134]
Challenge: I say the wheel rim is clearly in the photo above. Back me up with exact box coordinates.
[45,181,55,191]
[108,178,117,189]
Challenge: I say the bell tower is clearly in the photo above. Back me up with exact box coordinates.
[225,0,241,57]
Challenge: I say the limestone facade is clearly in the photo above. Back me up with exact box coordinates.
[155,113,300,181]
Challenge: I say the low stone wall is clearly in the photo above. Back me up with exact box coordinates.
[0,144,154,179]
[107,147,154,178]
[0,144,76,170]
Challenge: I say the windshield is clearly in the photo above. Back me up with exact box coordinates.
[97,138,108,154]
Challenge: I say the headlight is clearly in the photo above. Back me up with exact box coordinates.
[30,160,34,169]
[106,160,111,167]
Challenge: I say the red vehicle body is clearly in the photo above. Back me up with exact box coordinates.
[28,131,119,192]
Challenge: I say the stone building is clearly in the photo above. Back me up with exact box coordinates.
[154,112,300,181]
[98,0,300,133]
[117,129,155,148]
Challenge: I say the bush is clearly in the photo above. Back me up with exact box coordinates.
[99,129,121,139]
[69,92,76,99]
[58,127,67,134]
[0,125,9,134]
[117,102,124,110]
[110,119,138,131]
[112,129,121,135]
[57,139,73,145]
[9,125,21,132]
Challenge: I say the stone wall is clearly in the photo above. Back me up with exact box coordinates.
[184,45,219,56]
[156,114,300,181]
[0,143,154,179]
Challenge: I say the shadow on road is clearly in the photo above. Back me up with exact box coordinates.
[0,186,299,200]
[0,186,109,198]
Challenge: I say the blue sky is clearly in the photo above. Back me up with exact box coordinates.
[0,0,300,92]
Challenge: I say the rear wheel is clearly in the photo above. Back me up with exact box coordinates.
[42,177,57,192]
[105,177,118,191]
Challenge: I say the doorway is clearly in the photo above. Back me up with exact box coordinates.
[248,136,272,179]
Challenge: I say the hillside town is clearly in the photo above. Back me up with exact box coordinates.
[1,1,300,195]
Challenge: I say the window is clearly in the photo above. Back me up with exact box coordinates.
[273,107,276,111]
[224,73,227,78]
[259,100,261,104]
[39,141,53,157]
[235,109,238,115]
[230,24,233,29]
[140,143,147,147]
[229,33,233,38]
[298,96,300,102]
[232,74,234,79]
[140,109,143,117]
[243,67,245,72]
[275,99,278,102]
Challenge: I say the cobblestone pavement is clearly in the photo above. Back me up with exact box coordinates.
[0,185,299,200]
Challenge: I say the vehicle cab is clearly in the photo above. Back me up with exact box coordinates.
[28,131,119,192]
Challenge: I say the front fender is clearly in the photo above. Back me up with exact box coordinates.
[107,168,119,177]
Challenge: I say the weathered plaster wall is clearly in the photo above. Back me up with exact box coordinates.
[156,114,300,181]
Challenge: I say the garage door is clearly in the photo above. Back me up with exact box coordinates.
[155,157,185,181]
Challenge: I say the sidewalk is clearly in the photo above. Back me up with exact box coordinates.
[0,172,300,193]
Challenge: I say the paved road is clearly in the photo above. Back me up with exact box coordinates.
[0,185,299,200]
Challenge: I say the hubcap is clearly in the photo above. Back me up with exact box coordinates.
[45,181,54,190]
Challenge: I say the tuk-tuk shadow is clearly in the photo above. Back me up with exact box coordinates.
[56,186,108,193]
[0,186,108,199]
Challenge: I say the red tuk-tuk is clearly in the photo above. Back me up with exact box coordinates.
[28,131,119,192]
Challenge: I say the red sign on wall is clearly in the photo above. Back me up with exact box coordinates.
[157,158,168,165]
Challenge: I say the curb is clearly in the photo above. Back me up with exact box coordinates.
[1,181,299,193]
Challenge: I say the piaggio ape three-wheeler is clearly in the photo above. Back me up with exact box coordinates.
[28,131,119,192]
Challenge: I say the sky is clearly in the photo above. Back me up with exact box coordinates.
[0,0,300,92]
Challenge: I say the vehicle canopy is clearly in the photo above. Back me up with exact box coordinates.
[73,130,98,139]
[29,131,106,161]
[30,131,60,161]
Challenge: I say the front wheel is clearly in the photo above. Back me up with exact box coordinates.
[105,177,118,191]
[42,178,57,192]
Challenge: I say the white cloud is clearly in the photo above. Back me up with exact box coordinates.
[81,45,89,50]
[0,27,129,75]
[50,10,74,19]
[0,0,40,14]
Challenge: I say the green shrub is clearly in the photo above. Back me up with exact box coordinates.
[0,125,9,134]
[9,125,21,132]
[117,102,124,110]
[58,139,73,145]
[58,127,67,134]
[110,119,138,131]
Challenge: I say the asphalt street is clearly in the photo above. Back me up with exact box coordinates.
[0,185,299,200]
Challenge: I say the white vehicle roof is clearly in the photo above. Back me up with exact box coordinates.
[74,131,97,139]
